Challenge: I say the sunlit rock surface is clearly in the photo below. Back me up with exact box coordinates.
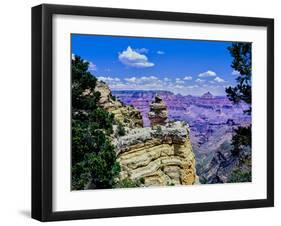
[148,95,168,128]
[114,121,199,186]
[112,90,251,183]
[94,81,143,128]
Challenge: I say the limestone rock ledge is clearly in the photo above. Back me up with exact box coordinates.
[114,121,199,186]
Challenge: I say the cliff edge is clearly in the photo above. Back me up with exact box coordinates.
[95,82,199,186]
[115,121,198,186]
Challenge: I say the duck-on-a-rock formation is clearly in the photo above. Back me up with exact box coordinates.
[95,81,199,186]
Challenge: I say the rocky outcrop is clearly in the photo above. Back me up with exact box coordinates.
[200,144,251,183]
[94,81,143,128]
[201,91,214,99]
[112,90,251,182]
[114,121,199,186]
[94,83,199,187]
[148,95,168,128]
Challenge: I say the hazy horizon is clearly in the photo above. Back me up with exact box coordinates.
[111,89,227,97]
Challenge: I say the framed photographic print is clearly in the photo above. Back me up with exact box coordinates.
[32,4,274,221]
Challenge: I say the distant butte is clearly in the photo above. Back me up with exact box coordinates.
[201,91,214,99]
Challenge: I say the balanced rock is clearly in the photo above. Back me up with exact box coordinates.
[148,95,168,127]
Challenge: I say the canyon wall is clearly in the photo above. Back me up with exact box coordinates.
[96,81,198,186]
[112,90,251,183]
[95,81,143,128]
[114,122,198,186]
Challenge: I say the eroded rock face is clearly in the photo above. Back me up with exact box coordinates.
[94,82,199,187]
[112,90,251,183]
[114,121,199,186]
[94,81,143,128]
[148,95,168,128]
[200,146,251,184]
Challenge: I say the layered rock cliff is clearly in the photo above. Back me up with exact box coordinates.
[114,121,198,186]
[95,81,198,186]
[112,90,251,183]
[94,81,143,128]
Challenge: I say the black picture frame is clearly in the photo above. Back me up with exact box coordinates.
[32,3,274,222]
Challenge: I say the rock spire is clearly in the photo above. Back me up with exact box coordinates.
[148,95,168,127]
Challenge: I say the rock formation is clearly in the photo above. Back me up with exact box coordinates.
[114,121,199,186]
[201,91,214,99]
[112,90,251,183]
[200,145,251,183]
[148,95,168,128]
[94,81,143,128]
[95,83,199,187]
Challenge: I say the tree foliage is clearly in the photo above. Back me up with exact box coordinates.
[226,43,252,114]
[71,55,120,190]
[231,126,252,156]
[226,43,252,156]
[116,122,126,136]
[228,169,252,183]
[114,178,144,188]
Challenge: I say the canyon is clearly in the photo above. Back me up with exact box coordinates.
[95,82,199,186]
[112,90,251,183]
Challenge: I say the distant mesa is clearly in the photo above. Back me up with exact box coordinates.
[201,91,214,99]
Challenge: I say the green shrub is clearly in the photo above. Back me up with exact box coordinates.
[228,169,251,183]
[167,182,175,186]
[114,178,144,188]
[117,122,126,136]
[155,126,162,134]
[110,94,116,101]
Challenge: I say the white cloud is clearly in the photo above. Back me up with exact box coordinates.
[195,78,205,83]
[232,70,240,75]
[157,50,165,55]
[183,76,192,80]
[214,76,225,83]
[187,85,199,89]
[164,77,171,82]
[118,46,154,68]
[136,48,149,54]
[125,77,138,83]
[88,62,97,72]
[198,70,216,77]
[100,74,227,96]
[140,76,158,81]
[176,81,185,84]
[175,85,184,89]
[97,76,120,82]
[175,78,185,84]
[124,76,159,84]
[71,53,75,60]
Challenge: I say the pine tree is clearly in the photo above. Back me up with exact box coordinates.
[71,55,120,190]
[226,42,252,156]
[226,42,252,114]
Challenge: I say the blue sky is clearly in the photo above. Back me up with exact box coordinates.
[72,34,241,96]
